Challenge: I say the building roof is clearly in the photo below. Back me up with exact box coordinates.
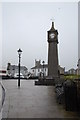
[31,64,48,69]
[11,65,27,69]
[7,64,28,70]
[68,68,76,71]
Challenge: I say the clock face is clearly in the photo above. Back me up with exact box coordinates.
[49,33,55,39]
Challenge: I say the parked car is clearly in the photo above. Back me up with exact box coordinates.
[14,73,24,78]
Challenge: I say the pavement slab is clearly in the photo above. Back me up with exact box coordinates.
[2,79,80,118]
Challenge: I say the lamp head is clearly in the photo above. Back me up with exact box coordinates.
[42,61,45,64]
[17,48,22,56]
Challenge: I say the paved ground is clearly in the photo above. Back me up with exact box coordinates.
[0,81,2,119]
[2,79,80,118]
[0,79,5,120]
[0,82,2,110]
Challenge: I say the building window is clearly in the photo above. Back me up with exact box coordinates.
[45,68,46,72]
[38,69,40,72]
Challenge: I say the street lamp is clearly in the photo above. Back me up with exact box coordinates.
[42,61,45,80]
[17,48,22,87]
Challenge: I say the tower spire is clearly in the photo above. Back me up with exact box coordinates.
[50,18,55,30]
[52,21,54,29]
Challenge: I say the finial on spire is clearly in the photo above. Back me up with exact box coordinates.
[50,18,55,29]
[52,22,54,28]
[50,18,54,22]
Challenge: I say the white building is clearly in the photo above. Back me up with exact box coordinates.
[7,63,28,78]
[77,59,80,75]
[31,60,65,77]
[31,60,48,77]
[68,68,77,75]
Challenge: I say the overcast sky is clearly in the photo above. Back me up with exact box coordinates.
[1,2,78,71]
[78,1,80,60]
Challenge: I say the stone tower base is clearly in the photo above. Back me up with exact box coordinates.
[35,76,62,86]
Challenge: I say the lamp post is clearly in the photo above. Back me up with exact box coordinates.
[17,48,22,87]
[42,61,45,80]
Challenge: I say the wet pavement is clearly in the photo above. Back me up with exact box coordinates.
[0,83,2,110]
[0,81,2,119]
[2,79,80,118]
[0,79,5,120]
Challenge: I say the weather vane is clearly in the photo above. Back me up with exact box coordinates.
[50,18,55,22]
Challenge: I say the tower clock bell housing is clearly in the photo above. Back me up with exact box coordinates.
[48,22,58,43]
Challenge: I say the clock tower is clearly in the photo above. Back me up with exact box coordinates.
[47,21,59,79]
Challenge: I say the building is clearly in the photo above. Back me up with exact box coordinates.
[77,59,80,75]
[67,68,76,75]
[7,63,28,78]
[47,21,59,79]
[31,60,65,77]
[31,60,48,77]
